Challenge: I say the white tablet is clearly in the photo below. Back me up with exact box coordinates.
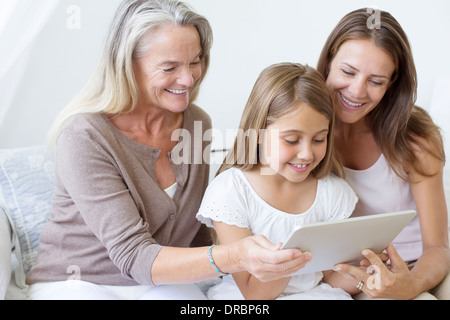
[281,210,417,275]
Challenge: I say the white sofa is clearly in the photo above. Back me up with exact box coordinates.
[0,146,449,300]
[0,146,55,299]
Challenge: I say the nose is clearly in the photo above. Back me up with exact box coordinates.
[348,77,367,99]
[297,142,313,161]
[177,66,195,88]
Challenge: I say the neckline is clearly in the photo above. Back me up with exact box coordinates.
[99,110,189,154]
[164,182,178,198]
[344,154,385,174]
[97,111,191,189]
[232,168,319,217]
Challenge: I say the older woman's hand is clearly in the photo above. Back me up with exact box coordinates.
[228,235,311,282]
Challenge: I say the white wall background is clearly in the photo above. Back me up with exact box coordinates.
[0,0,449,153]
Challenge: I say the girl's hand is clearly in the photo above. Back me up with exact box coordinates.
[228,235,312,282]
[335,244,419,300]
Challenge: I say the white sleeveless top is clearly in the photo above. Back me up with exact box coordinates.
[197,168,357,299]
[344,155,422,262]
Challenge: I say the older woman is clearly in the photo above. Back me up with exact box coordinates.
[318,8,450,300]
[26,0,308,300]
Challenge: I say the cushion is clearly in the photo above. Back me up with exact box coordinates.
[0,146,55,288]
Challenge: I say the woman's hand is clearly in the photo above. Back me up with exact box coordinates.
[334,244,420,300]
[227,235,312,283]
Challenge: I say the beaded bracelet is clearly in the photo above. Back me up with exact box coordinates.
[207,245,227,277]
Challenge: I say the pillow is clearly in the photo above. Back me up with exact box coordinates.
[0,146,55,288]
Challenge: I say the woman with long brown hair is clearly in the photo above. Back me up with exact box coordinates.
[318,8,449,300]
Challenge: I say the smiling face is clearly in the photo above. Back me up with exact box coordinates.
[326,39,396,125]
[132,24,203,113]
[260,103,330,183]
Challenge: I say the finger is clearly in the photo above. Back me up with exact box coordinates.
[334,263,368,282]
[360,251,390,268]
[282,253,312,275]
[359,258,371,267]
[248,236,307,268]
[385,244,409,272]
[251,253,312,282]
[251,236,296,255]
[243,236,313,281]
[268,250,311,270]
[361,249,389,271]
[251,235,281,250]
[379,252,389,263]
[269,250,313,278]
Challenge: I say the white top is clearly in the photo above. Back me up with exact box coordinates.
[164,183,178,199]
[197,168,358,300]
[344,154,422,262]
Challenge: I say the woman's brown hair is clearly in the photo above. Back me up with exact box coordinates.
[317,8,445,178]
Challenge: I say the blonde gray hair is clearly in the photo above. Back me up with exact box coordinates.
[48,0,213,146]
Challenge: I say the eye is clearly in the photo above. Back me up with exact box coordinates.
[282,134,300,145]
[284,139,299,145]
[370,80,384,86]
[313,133,328,144]
[341,69,354,76]
[163,67,176,73]
[159,64,177,73]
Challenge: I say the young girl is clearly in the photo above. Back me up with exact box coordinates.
[197,63,359,300]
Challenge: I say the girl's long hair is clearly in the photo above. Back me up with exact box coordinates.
[218,62,343,179]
